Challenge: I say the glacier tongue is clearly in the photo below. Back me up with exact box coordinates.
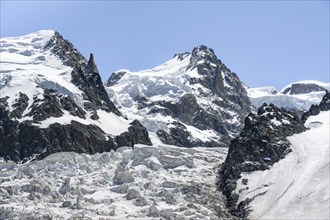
[0,139,234,219]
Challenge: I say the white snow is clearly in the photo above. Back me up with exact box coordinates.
[248,84,328,110]
[0,30,131,136]
[36,110,129,136]
[235,111,330,219]
[0,30,82,111]
[247,86,278,98]
[0,137,230,219]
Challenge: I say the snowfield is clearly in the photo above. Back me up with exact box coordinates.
[0,135,231,219]
[235,111,330,219]
[248,81,330,111]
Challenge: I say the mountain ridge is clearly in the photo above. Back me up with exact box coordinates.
[0,30,151,162]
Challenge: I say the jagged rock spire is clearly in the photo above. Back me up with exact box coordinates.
[87,53,99,73]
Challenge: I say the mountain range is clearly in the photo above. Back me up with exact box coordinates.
[0,30,329,219]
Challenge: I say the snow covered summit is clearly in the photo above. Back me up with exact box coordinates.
[106,45,251,148]
[0,30,151,162]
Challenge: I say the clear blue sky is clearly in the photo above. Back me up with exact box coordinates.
[1,1,329,90]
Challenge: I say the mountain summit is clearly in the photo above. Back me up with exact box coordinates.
[106,45,251,148]
[0,30,151,162]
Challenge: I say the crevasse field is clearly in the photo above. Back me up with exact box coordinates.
[0,134,231,219]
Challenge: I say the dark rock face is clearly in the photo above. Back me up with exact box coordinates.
[44,31,85,67]
[58,94,86,119]
[106,71,127,87]
[302,91,330,122]
[173,52,190,61]
[116,120,152,147]
[153,94,231,147]
[0,96,151,162]
[11,92,29,119]
[217,103,306,218]
[156,121,218,148]
[26,89,64,121]
[0,31,152,162]
[187,46,225,96]
[282,83,326,95]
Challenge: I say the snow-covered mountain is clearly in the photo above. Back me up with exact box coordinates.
[1,30,329,220]
[0,30,151,162]
[248,80,329,113]
[218,91,330,219]
[106,45,251,148]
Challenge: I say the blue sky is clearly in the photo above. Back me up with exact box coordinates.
[1,1,329,89]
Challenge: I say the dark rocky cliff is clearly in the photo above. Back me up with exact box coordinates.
[301,90,330,122]
[282,82,327,95]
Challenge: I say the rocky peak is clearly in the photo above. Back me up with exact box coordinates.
[106,70,128,87]
[187,45,218,70]
[87,53,98,73]
[44,31,86,67]
[45,32,122,117]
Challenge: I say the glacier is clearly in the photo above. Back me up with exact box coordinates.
[0,136,233,219]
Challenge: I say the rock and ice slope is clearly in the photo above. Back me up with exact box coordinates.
[235,110,329,219]
[218,91,330,219]
[248,80,330,111]
[106,45,251,148]
[0,136,235,220]
[0,30,151,162]
[218,102,307,218]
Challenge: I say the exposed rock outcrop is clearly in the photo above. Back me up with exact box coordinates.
[282,82,327,95]
[0,95,151,162]
[217,103,306,218]
[301,90,330,122]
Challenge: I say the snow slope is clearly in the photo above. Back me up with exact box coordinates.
[235,111,330,219]
[0,135,232,219]
[0,30,130,135]
[248,80,329,110]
